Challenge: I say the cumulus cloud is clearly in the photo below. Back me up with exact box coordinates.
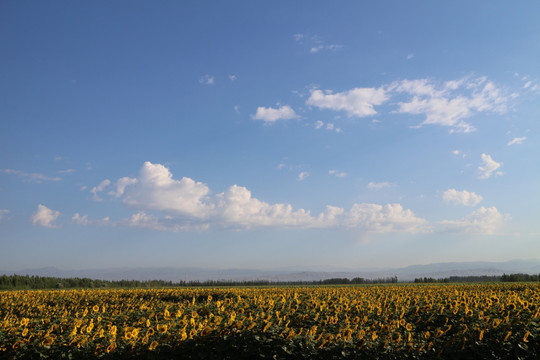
[306,87,388,118]
[0,169,61,183]
[120,211,207,232]
[107,162,428,232]
[252,105,299,122]
[121,162,212,218]
[0,209,9,220]
[329,170,347,178]
[443,189,483,206]
[31,204,60,228]
[314,120,342,132]
[91,179,111,201]
[212,185,316,229]
[228,74,237,81]
[341,203,428,233]
[72,213,90,225]
[110,177,138,197]
[310,44,342,53]
[451,150,467,158]
[294,34,342,53]
[478,154,502,179]
[298,171,310,181]
[367,182,395,190]
[199,74,214,85]
[391,77,509,132]
[72,213,110,226]
[440,206,507,234]
[507,137,526,146]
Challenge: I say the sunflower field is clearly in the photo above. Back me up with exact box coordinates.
[1,283,538,359]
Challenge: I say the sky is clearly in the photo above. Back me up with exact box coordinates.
[1,1,539,272]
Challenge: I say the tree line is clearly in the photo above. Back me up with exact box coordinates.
[0,274,399,290]
[0,273,538,290]
[413,273,540,283]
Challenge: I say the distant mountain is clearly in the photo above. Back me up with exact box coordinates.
[2,259,539,282]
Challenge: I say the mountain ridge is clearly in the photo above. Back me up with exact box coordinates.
[2,259,539,282]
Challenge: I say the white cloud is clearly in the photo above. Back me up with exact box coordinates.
[294,34,342,53]
[314,120,342,132]
[367,181,395,190]
[110,177,138,197]
[391,77,509,132]
[252,105,299,122]
[212,185,316,229]
[443,189,483,206]
[120,211,207,232]
[31,204,60,228]
[478,154,502,179]
[122,162,212,218]
[341,203,428,233]
[440,206,507,234]
[0,169,61,183]
[507,137,526,146]
[310,44,342,53]
[91,179,111,201]
[451,149,468,158]
[199,74,214,85]
[229,74,237,81]
[72,213,90,225]
[306,87,388,118]
[107,162,427,232]
[298,171,309,181]
[329,170,347,178]
[0,209,9,220]
[58,169,76,174]
[407,53,414,59]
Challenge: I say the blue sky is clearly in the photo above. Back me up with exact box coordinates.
[1,1,539,271]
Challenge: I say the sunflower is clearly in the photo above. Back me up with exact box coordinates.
[41,336,55,346]
[157,324,168,334]
[107,341,116,353]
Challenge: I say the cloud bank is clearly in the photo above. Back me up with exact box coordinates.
[72,162,509,235]
[255,76,511,133]
[90,162,427,233]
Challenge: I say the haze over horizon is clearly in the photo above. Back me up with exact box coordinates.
[1,1,539,272]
